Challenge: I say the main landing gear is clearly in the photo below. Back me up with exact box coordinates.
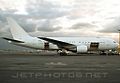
[100,51,107,55]
[57,49,68,56]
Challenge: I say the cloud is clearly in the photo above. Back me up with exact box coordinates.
[0,9,12,37]
[99,17,120,33]
[36,19,62,32]
[0,9,30,36]
[0,0,65,34]
[0,9,62,36]
[70,22,97,29]
[0,0,120,37]
[37,26,62,32]
[66,0,100,20]
[0,0,109,38]
[26,0,67,19]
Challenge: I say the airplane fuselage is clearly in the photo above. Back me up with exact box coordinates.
[10,36,118,52]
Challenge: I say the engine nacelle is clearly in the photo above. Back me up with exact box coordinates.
[77,45,88,53]
[49,43,58,49]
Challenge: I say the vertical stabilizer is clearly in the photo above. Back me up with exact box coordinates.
[7,17,30,40]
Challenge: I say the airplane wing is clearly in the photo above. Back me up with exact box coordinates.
[2,37,24,43]
[38,37,76,49]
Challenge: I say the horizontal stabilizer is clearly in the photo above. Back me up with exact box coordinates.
[2,37,24,43]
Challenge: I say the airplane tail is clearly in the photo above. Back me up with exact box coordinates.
[7,17,30,40]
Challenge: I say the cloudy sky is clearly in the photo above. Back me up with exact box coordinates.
[0,0,120,44]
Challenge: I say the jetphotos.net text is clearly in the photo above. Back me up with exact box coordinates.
[11,71,108,79]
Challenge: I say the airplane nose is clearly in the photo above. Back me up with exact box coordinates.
[116,43,119,48]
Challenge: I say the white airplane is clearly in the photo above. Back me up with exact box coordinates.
[3,17,118,55]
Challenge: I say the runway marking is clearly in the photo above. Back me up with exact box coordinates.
[45,62,67,66]
[116,68,120,70]
[1,67,119,71]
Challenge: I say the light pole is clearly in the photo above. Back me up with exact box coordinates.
[118,30,120,54]
[117,29,120,54]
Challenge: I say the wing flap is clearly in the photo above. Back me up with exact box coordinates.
[38,37,76,49]
[2,37,24,43]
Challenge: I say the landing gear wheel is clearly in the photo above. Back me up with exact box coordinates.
[60,52,67,56]
[100,51,106,55]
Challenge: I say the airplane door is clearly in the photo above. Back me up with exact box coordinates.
[90,42,99,50]
[44,42,49,49]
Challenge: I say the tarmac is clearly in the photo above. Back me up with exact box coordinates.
[0,53,120,83]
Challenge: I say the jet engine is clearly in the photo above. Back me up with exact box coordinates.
[76,45,88,53]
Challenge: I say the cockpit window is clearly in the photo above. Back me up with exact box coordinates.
[113,41,116,43]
